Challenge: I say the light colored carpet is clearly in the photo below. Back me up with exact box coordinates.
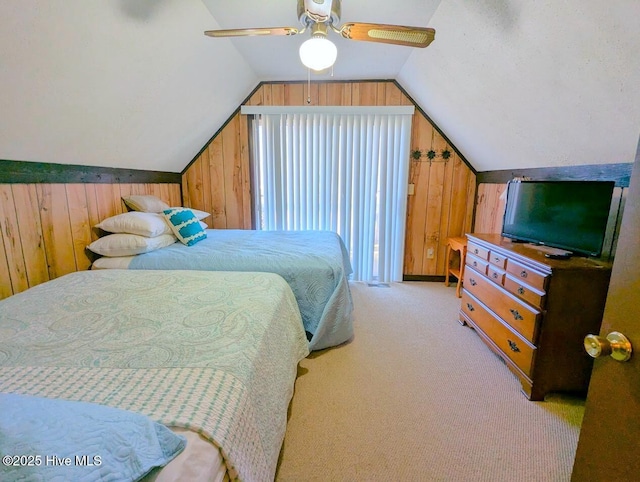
[275,281,584,482]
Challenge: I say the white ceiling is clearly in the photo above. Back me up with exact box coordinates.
[1,0,639,174]
[200,0,441,81]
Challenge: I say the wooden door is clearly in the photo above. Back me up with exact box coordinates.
[571,139,640,481]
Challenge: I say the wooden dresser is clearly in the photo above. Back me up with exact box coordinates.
[459,234,612,400]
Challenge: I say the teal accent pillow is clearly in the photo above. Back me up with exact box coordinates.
[162,208,207,246]
[0,393,186,482]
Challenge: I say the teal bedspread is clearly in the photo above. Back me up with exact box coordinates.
[0,270,310,481]
[129,229,354,351]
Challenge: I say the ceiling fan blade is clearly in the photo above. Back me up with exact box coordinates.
[339,23,435,48]
[204,27,300,38]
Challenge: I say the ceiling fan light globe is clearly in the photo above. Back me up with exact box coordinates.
[299,37,337,71]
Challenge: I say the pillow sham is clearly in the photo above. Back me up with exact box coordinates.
[162,208,207,246]
[0,393,185,482]
[87,233,176,257]
[122,194,170,213]
[96,212,172,237]
[91,256,136,270]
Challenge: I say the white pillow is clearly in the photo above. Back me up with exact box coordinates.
[91,256,136,270]
[122,195,170,213]
[96,212,172,237]
[87,233,176,257]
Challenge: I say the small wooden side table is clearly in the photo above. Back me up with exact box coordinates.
[445,236,467,298]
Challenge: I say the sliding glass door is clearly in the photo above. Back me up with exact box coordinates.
[248,107,413,283]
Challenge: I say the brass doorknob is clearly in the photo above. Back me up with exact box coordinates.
[584,332,633,362]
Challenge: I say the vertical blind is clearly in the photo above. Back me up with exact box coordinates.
[246,106,414,283]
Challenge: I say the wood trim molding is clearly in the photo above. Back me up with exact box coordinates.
[403,275,447,282]
[476,163,633,188]
[0,159,181,184]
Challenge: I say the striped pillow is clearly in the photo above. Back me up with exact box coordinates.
[162,208,207,246]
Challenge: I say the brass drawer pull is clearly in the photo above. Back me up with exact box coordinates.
[517,286,525,295]
[469,278,477,286]
[520,270,528,278]
[508,340,521,353]
[473,261,478,267]
[473,248,479,254]
[509,308,523,321]
[466,303,475,312]
[494,256,500,262]
[492,272,499,279]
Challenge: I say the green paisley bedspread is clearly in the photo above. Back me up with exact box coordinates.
[0,270,310,482]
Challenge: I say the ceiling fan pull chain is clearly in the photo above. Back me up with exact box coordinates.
[307,67,311,104]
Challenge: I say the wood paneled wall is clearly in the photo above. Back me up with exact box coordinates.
[0,183,181,299]
[182,81,477,277]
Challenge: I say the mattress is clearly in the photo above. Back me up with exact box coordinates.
[92,229,355,350]
[0,270,309,481]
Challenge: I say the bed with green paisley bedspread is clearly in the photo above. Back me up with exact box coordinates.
[0,269,309,481]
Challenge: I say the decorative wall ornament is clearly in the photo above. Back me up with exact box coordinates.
[411,148,451,163]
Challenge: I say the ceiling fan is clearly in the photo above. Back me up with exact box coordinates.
[204,0,435,71]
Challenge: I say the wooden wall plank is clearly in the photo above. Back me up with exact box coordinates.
[37,184,77,279]
[66,184,93,271]
[249,85,265,106]
[0,224,12,299]
[11,184,49,288]
[84,184,102,242]
[284,84,305,106]
[0,185,29,293]
[199,149,213,218]
[385,83,403,105]
[238,113,253,229]
[404,112,434,275]
[208,138,227,228]
[318,83,328,106]
[221,114,244,228]
[474,184,507,234]
[435,149,457,274]
[447,156,472,238]
[464,172,477,233]
[326,83,344,105]
[183,158,203,216]
[422,161,446,274]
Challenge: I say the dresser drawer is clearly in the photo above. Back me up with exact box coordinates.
[467,241,489,260]
[463,267,541,343]
[489,251,508,269]
[504,273,546,309]
[461,291,536,377]
[487,265,506,285]
[466,253,489,274]
[506,259,549,292]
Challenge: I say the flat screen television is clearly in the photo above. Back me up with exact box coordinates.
[501,180,615,257]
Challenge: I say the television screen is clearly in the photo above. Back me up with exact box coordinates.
[501,180,615,257]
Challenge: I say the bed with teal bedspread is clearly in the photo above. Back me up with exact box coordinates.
[0,270,310,482]
[126,229,354,351]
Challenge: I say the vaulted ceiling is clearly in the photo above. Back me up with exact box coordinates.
[1,1,639,174]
